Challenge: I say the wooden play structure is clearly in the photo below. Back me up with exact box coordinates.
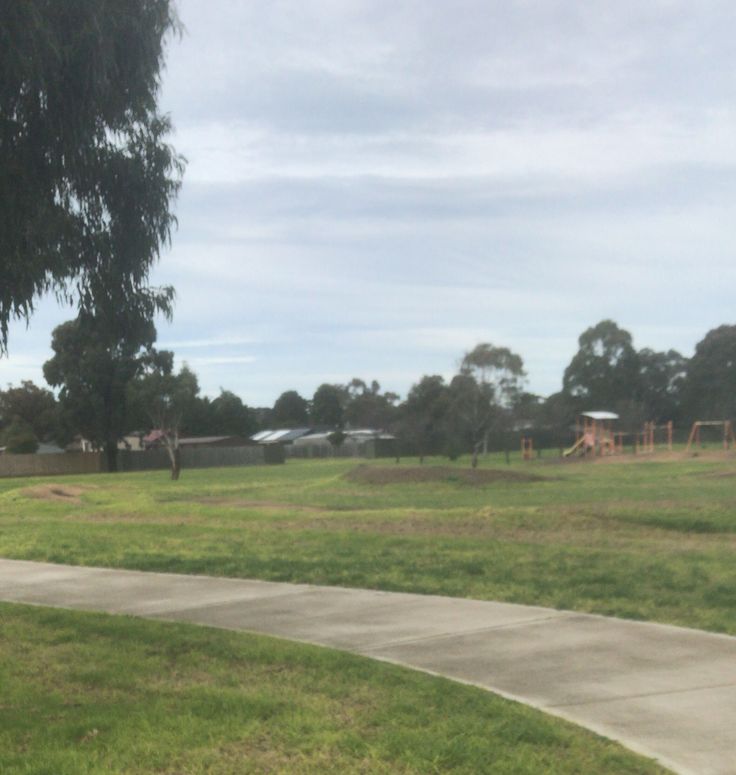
[521,436,534,460]
[564,411,619,457]
[635,421,673,454]
[563,413,675,459]
[685,420,735,452]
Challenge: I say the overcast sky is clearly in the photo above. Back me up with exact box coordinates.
[4,0,736,406]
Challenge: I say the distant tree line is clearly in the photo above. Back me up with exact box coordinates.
[4,12,732,470]
[3,318,736,465]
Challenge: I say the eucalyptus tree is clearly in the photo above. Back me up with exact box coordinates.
[562,320,640,410]
[0,0,183,348]
[43,307,167,472]
[311,384,346,429]
[452,343,526,466]
[272,391,310,428]
[400,375,450,462]
[129,361,200,480]
[681,325,736,422]
[0,381,58,443]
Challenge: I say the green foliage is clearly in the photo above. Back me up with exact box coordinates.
[209,390,257,438]
[43,314,165,470]
[563,320,640,410]
[681,325,736,421]
[130,362,198,433]
[272,390,309,428]
[311,383,346,428]
[449,344,526,462]
[0,416,39,453]
[638,348,687,423]
[343,379,399,430]
[128,362,201,479]
[327,429,347,447]
[558,320,690,431]
[0,0,184,348]
[0,380,58,442]
[461,344,526,407]
[400,375,451,457]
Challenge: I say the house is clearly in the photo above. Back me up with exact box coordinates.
[291,428,397,458]
[250,428,312,445]
[66,435,96,453]
[143,430,251,450]
[178,435,251,448]
[36,442,65,454]
[118,432,146,451]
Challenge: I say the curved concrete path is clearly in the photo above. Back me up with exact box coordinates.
[2,558,735,775]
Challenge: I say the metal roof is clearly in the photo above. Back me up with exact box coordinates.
[250,430,273,442]
[252,428,312,443]
[277,428,312,442]
[178,436,243,445]
[581,411,619,420]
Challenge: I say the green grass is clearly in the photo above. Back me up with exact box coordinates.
[3,453,728,773]
[0,603,666,774]
[1,453,735,633]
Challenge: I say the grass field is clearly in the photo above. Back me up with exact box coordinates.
[2,452,733,773]
[1,452,735,633]
[0,604,665,774]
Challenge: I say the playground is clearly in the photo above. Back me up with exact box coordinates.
[519,411,736,460]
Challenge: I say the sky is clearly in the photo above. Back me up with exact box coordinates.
[3,0,736,407]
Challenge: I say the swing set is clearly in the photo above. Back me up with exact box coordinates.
[685,420,736,452]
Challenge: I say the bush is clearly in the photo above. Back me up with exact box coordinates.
[1,417,39,454]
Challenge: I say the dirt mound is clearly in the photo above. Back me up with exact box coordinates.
[20,484,88,503]
[344,465,546,486]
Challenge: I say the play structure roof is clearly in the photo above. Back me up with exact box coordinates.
[582,411,619,420]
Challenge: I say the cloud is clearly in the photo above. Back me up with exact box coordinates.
[5,0,736,409]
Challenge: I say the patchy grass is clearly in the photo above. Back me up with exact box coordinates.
[0,603,666,774]
[344,464,546,485]
[1,453,736,632]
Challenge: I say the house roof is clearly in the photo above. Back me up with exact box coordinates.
[581,411,619,420]
[178,436,243,445]
[251,428,312,443]
[250,430,273,442]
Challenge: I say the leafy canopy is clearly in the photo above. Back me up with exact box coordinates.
[43,311,166,470]
[0,0,183,349]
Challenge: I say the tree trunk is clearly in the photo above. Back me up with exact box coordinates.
[166,444,181,480]
[105,440,118,473]
[471,445,479,468]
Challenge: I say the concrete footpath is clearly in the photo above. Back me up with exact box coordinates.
[1,559,735,775]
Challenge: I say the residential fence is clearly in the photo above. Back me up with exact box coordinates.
[0,444,284,479]
[0,452,105,479]
[286,438,397,459]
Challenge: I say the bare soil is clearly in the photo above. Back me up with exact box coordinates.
[344,465,546,486]
[19,484,90,504]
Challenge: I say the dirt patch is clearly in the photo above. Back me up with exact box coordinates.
[344,465,546,486]
[19,484,90,504]
[691,468,736,479]
[68,511,201,525]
